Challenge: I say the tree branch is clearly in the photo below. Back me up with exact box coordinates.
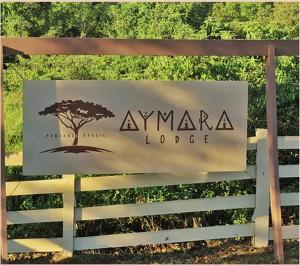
[54,114,74,130]
[64,111,78,129]
[78,117,96,129]
[60,112,71,121]
[59,112,78,129]
[77,118,87,128]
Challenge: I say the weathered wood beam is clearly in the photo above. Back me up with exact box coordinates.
[1,38,299,56]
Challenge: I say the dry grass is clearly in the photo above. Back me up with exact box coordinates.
[8,239,299,264]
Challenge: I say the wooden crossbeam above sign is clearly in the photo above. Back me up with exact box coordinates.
[1,38,299,56]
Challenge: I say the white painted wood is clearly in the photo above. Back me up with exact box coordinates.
[7,208,62,225]
[247,136,258,150]
[62,175,75,257]
[6,179,64,196]
[3,170,253,197]
[268,225,299,240]
[75,195,256,221]
[76,167,255,192]
[7,225,299,253]
[278,136,299,150]
[252,129,269,247]
[6,191,296,226]
[279,165,299,178]
[5,169,255,197]
[74,223,254,250]
[281,193,299,206]
[5,164,296,197]
[8,238,62,253]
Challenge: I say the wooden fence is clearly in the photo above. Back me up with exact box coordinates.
[4,129,299,257]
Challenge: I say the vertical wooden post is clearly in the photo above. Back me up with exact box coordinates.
[62,174,75,257]
[252,129,269,247]
[265,45,284,263]
[0,39,8,263]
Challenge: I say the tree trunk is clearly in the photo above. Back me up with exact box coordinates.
[73,129,79,146]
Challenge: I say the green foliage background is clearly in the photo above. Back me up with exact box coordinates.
[1,2,299,241]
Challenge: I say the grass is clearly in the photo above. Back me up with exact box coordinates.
[8,239,299,264]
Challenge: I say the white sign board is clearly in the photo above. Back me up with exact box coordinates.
[23,80,248,175]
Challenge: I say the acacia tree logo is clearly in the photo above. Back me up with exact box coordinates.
[38,100,115,153]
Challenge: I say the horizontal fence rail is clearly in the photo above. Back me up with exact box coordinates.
[6,164,299,196]
[5,131,300,254]
[7,192,299,225]
[7,225,299,253]
[73,224,255,250]
[2,38,299,56]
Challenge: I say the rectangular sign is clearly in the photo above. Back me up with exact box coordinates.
[23,80,248,175]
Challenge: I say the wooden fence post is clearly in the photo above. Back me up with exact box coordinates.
[265,45,284,263]
[252,129,269,247]
[62,174,75,257]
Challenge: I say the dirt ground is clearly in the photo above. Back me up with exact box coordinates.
[8,239,299,264]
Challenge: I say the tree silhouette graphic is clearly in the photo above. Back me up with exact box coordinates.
[39,100,115,153]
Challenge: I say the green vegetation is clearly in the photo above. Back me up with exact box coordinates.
[2,2,299,250]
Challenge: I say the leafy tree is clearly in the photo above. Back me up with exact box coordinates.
[1,3,51,36]
[38,100,115,145]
